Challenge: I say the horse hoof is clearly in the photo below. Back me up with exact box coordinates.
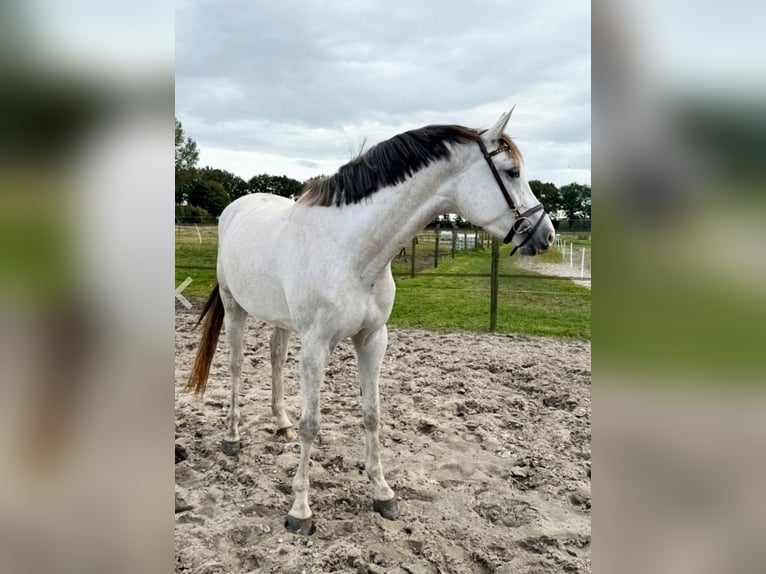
[276,426,297,441]
[373,498,399,520]
[221,439,240,456]
[285,515,315,535]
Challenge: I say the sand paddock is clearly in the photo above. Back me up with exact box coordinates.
[175,308,590,573]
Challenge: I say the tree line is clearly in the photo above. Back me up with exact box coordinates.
[176,118,591,229]
[528,180,591,230]
[175,119,305,223]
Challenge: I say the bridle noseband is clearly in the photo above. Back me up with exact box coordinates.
[476,139,546,256]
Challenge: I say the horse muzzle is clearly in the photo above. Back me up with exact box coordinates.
[506,208,555,256]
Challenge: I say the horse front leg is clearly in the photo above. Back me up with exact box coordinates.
[352,325,398,519]
[270,327,297,440]
[285,336,328,535]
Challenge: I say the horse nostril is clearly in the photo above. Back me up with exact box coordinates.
[547,231,555,245]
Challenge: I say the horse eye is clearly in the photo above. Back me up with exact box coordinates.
[507,168,520,178]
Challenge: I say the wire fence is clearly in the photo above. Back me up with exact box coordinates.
[176,224,591,332]
[176,224,591,280]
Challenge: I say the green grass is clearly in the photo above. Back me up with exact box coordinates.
[556,231,591,245]
[389,249,590,338]
[175,226,218,298]
[175,226,591,339]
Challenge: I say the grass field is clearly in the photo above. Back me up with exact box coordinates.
[176,226,590,338]
[175,225,219,298]
[390,249,590,337]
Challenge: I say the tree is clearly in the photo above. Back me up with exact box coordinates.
[529,180,561,221]
[248,174,304,199]
[248,173,272,195]
[427,214,448,228]
[175,118,199,170]
[197,167,249,200]
[175,204,212,224]
[559,183,591,228]
[175,118,200,203]
[580,185,591,219]
[270,175,304,199]
[187,180,230,216]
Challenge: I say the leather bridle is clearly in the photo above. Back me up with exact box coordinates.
[476,139,546,256]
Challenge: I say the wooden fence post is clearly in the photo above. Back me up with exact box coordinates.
[490,236,500,332]
[410,236,417,278]
[434,223,440,268]
[451,225,457,258]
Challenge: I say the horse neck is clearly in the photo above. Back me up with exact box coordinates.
[342,162,457,282]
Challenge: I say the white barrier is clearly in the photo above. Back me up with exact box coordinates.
[456,235,476,249]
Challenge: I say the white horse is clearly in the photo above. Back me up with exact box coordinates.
[186,110,555,534]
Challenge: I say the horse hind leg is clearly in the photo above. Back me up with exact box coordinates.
[353,326,398,520]
[270,326,296,440]
[221,289,247,455]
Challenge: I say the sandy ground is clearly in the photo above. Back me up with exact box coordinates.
[175,308,591,573]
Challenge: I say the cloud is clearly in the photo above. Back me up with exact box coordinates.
[176,0,590,186]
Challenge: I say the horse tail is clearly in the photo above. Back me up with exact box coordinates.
[186,283,225,395]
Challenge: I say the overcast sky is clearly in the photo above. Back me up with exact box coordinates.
[176,0,590,187]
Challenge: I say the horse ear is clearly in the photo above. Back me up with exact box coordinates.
[483,107,515,142]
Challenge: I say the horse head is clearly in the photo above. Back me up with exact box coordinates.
[451,109,556,255]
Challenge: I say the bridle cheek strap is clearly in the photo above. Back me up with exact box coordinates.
[476,139,546,256]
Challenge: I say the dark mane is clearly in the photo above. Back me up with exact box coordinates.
[298,124,521,207]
